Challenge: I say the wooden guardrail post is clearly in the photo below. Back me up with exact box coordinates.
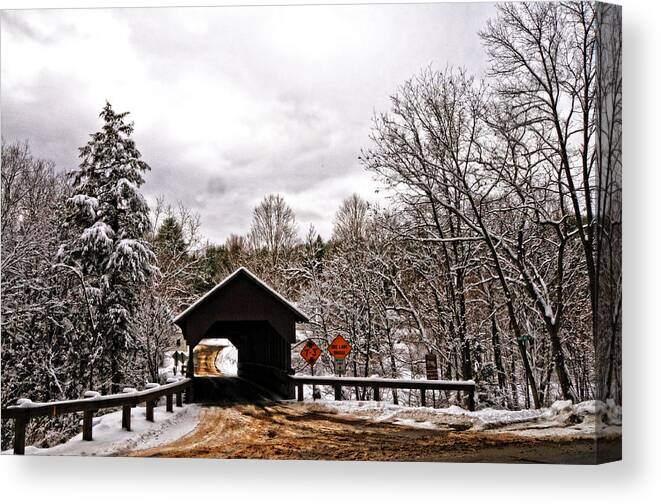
[11,398,33,455]
[145,400,154,421]
[122,405,132,431]
[1,378,192,455]
[82,391,100,441]
[185,384,194,404]
[297,383,304,401]
[144,383,159,422]
[11,409,28,455]
[176,390,183,407]
[121,387,136,431]
[165,378,178,412]
[82,411,94,441]
[291,376,475,408]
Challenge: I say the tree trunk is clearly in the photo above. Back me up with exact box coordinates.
[548,323,577,402]
[489,307,507,402]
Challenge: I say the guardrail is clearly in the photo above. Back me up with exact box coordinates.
[1,377,193,455]
[290,375,476,410]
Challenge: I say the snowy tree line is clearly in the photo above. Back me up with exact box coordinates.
[1,106,206,449]
[198,3,621,409]
[1,2,620,448]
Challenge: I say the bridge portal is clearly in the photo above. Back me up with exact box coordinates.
[174,267,308,399]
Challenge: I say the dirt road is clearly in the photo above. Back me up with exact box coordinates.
[145,347,620,463]
[130,401,620,464]
[193,344,222,377]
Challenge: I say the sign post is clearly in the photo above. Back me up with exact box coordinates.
[300,339,322,400]
[425,353,438,407]
[328,335,352,389]
[425,353,438,380]
[172,351,180,375]
[334,358,346,376]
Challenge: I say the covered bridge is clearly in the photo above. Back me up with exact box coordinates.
[174,267,308,399]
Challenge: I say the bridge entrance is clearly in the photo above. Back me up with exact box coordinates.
[174,267,308,399]
[192,338,237,377]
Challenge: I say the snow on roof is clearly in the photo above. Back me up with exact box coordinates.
[173,266,309,324]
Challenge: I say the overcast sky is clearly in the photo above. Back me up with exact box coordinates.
[1,3,496,243]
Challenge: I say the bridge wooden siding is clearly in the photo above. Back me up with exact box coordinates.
[1,378,193,455]
[291,375,476,410]
[174,267,309,398]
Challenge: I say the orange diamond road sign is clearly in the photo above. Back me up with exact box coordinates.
[300,340,322,366]
[328,335,352,360]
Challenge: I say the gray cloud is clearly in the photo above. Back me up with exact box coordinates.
[1,3,496,242]
[1,69,96,172]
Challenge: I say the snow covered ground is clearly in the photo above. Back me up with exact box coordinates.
[4,386,620,457]
[3,404,201,456]
[307,398,622,438]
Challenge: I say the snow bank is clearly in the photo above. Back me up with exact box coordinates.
[308,398,622,436]
[158,352,176,381]
[4,404,201,456]
[215,345,238,375]
[313,400,541,430]
[200,338,230,346]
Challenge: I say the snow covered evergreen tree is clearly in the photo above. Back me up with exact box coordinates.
[58,102,155,393]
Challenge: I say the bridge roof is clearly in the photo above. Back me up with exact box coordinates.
[173,267,309,325]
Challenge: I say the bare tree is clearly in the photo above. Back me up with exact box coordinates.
[333,193,369,243]
[249,194,299,259]
[1,142,83,448]
[150,198,206,313]
[361,67,592,406]
[248,193,299,293]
